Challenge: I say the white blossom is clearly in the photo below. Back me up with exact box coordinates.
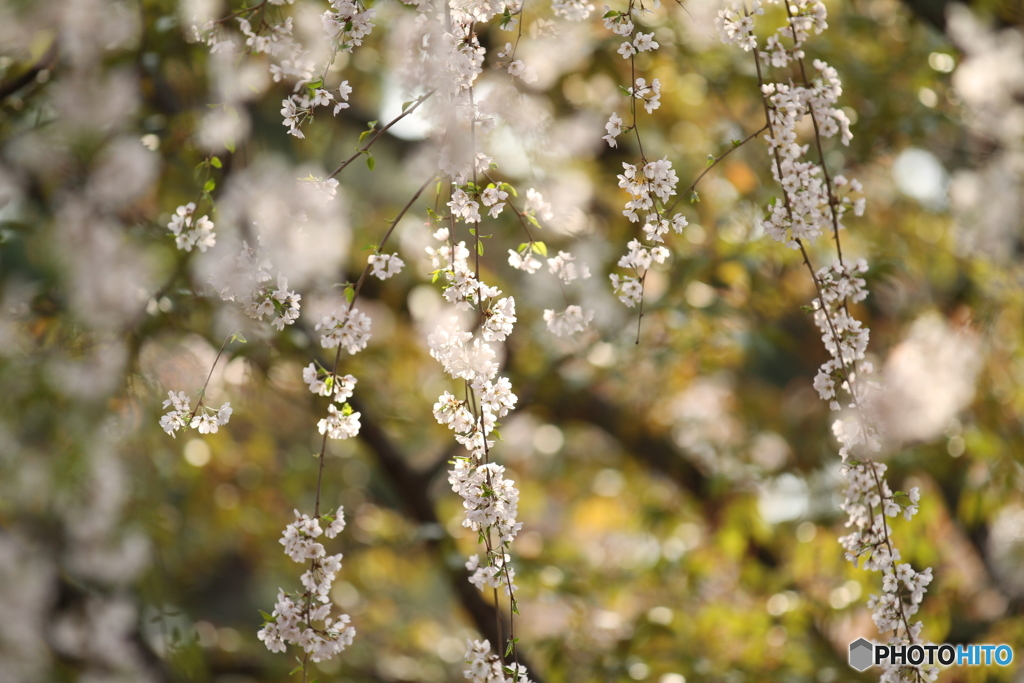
[543,305,594,337]
[508,248,541,274]
[546,251,591,284]
[317,309,372,354]
[368,252,405,280]
[259,509,355,662]
[481,186,508,218]
[449,188,481,223]
[160,391,231,438]
[167,203,217,253]
[317,403,361,440]
[603,112,623,148]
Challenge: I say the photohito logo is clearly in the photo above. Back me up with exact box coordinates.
[849,638,873,671]
[848,639,1014,670]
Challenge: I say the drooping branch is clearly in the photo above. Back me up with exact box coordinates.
[349,395,546,683]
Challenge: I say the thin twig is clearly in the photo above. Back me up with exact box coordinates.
[664,123,768,215]
[328,91,435,179]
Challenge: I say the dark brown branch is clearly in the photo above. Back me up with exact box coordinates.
[0,40,59,102]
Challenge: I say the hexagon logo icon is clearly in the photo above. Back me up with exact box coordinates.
[849,638,874,671]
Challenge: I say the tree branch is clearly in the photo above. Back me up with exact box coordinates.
[350,395,546,683]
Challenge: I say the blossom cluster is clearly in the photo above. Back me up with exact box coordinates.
[280,82,352,138]
[464,639,534,683]
[438,181,593,339]
[159,390,232,438]
[719,0,862,250]
[609,159,688,307]
[368,252,405,280]
[811,257,934,682]
[496,42,538,85]
[717,3,936,680]
[194,0,369,139]
[453,461,522,591]
[323,0,377,52]
[281,0,373,138]
[547,250,590,284]
[257,508,355,662]
[167,202,216,253]
[602,5,690,310]
[316,308,372,355]
[758,68,862,249]
[811,258,873,411]
[303,362,361,440]
[426,199,524,599]
[543,305,594,337]
[254,281,371,665]
[211,240,303,330]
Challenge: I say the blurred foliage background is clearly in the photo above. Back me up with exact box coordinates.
[0,0,1022,682]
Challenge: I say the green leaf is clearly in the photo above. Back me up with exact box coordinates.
[204,178,216,193]
[517,243,529,252]
[344,285,355,303]
[618,84,632,96]
[401,99,414,112]
[289,663,304,676]
[476,240,484,256]
[706,154,715,167]
[366,155,375,171]
[732,139,742,148]
[532,241,548,257]
[603,9,619,17]
[210,156,222,168]
[230,331,247,344]
[431,269,440,284]
[258,610,273,621]
[690,190,700,203]
[358,129,374,144]
[225,140,236,154]
[363,243,377,251]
